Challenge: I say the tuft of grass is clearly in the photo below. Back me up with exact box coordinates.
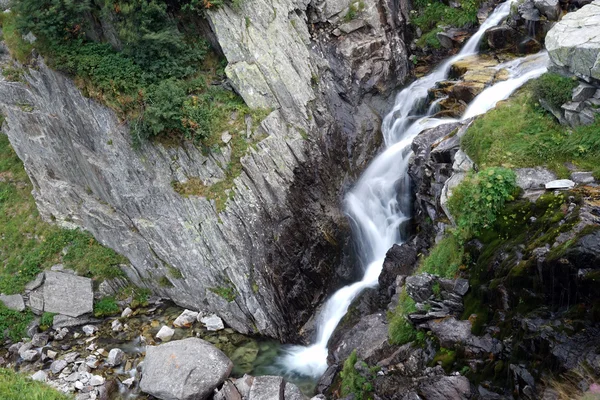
[93,296,120,318]
[462,86,600,179]
[209,284,237,302]
[158,276,174,288]
[432,347,457,371]
[0,368,72,399]
[418,234,464,278]
[0,303,33,342]
[167,265,183,279]
[340,350,375,400]
[39,312,56,331]
[388,290,418,345]
[0,134,128,295]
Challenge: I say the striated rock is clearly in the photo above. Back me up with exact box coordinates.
[418,375,472,399]
[140,338,233,400]
[0,294,25,312]
[546,0,600,80]
[43,272,94,318]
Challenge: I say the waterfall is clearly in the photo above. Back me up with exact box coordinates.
[280,0,547,378]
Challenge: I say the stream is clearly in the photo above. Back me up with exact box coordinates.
[278,0,548,379]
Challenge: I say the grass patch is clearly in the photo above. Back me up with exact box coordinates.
[0,303,33,342]
[418,234,464,278]
[0,134,127,294]
[93,296,120,318]
[0,368,72,400]
[388,290,418,345]
[39,312,56,331]
[412,0,481,48]
[0,12,33,64]
[432,347,457,371]
[462,85,600,178]
[209,284,237,302]
[531,73,578,109]
[340,350,375,400]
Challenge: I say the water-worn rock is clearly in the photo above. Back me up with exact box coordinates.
[140,338,233,400]
[155,326,175,341]
[43,271,93,317]
[546,0,600,80]
[107,348,125,367]
[0,293,25,311]
[173,309,199,328]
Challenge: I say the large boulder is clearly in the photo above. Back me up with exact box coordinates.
[140,338,233,400]
[546,0,600,80]
[42,271,93,317]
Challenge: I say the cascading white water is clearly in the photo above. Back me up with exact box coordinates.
[280,0,547,378]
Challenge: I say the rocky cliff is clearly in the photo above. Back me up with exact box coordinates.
[0,0,409,340]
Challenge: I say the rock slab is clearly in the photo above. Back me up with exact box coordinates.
[43,271,93,317]
[140,338,233,400]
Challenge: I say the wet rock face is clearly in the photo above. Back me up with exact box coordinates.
[0,0,410,340]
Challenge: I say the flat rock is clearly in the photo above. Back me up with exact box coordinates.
[50,359,68,374]
[201,314,225,331]
[43,271,93,317]
[140,338,233,400]
[546,0,600,80]
[0,294,25,312]
[53,314,100,329]
[571,171,595,184]
[248,376,284,400]
[25,273,45,291]
[516,167,557,190]
[338,19,365,34]
[545,179,576,190]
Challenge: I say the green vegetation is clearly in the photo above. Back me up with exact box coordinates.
[419,234,464,278]
[209,284,237,302]
[93,296,120,317]
[343,1,365,22]
[0,303,33,342]
[0,133,127,294]
[0,368,72,400]
[531,72,578,109]
[448,167,518,240]
[412,0,481,48]
[116,286,151,308]
[432,347,457,371]
[388,290,418,345]
[39,312,56,331]
[158,275,174,288]
[462,86,600,178]
[167,265,184,279]
[340,350,375,400]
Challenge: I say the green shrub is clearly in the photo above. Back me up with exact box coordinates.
[0,304,33,342]
[93,296,120,317]
[448,167,517,240]
[340,350,374,400]
[0,368,71,400]
[531,72,578,109]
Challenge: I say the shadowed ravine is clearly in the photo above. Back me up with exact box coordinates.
[276,0,549,379]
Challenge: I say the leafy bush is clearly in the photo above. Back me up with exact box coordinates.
[94,296,120,317]
[0,368,71,400]
[340,350,374,400]
[448,167,517,240]
[531,72,578,109]
[0,304,33,342]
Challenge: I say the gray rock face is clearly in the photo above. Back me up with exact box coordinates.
[533,0,561,21]
[140,338,233,400]
[248,376,284,400]
[546,0,600,80]
[0,294,25,312]
[43,272,93,317]
[331,313,390,364]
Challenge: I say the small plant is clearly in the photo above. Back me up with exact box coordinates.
[39,312,55,331]
[2,66,24,82]
[432,281,441,297]
[432,347,457,371]
[167,265,183,279]
[93,296,120,318]
[245,16,251,29]
[158,275,174,288]
[340,350,374,400]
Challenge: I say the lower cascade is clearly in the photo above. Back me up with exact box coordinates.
[280,0,549,378]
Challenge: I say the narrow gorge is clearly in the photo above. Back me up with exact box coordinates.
[0,0,598,398]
